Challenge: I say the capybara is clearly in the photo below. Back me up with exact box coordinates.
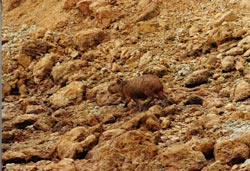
[108,74,168,111]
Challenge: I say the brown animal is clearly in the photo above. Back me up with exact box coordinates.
[108,74,168,111]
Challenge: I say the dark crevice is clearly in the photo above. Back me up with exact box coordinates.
[14,120,36,129]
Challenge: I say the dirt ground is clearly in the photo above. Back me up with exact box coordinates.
[2,0,250,170]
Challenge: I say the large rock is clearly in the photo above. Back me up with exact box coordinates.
[56,126,97,159]
[230,80,250,102]
[33,53,56,83]
[214,139,249,164]
[184,69,211,87]
[86,130,158,170]
[145,144,207,170]
[74,28,107,51]
[51,60,88,83]
[49,81,86,108]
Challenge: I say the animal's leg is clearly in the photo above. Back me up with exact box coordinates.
[144,96,154,109]
[123,96,131,107]
[157,90,169,106]
[132,98,143,111]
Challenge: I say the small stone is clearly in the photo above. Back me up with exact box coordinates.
[161,117,171,129]
[221,56,235,72]
[138,52,152,68]
[143,65,169,77]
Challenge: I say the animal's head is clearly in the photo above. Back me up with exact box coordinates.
[108,78,126,94]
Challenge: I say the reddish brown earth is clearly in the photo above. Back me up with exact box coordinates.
[2,0,250,170]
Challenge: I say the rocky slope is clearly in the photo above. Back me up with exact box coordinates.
[2,0,250,170]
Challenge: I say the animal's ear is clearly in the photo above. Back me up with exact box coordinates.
[117,78,127,85]
[117,78,123,84]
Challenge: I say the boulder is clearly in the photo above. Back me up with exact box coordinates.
[214,139,249,164]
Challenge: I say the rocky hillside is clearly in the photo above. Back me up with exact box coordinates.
[2,0,250,170]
